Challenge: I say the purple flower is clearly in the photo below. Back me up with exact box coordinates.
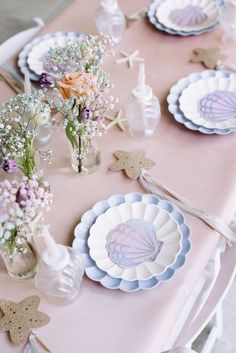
[81,107,93,120]
[39,73,55,87]
[2,159,18,173]
[16,186,30,209]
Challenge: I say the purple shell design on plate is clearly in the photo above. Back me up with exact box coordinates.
[105,219,163,268]
[169,5,208,27]
[198,90,236,122]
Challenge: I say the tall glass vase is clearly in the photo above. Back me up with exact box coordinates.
[0,236,37,280]
[69,135,101,174]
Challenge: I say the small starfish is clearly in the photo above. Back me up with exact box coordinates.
[0,296,50,345]
[191,48,227,70]
[116,50,144,69]
[105,110,127,132]
[110,150,155,180]
[125,7,147,26]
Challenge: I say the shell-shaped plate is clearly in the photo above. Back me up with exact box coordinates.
[198,91,236,122]
[147,0,221,36]
[72,193,191,292]
[169,5,208,27]
[156,0,219,32]
[106,220,163,268]
[88,202,182,281]
[179,77,236,129]
[167,70,236,135]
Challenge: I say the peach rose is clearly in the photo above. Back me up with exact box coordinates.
[56,71,97,100]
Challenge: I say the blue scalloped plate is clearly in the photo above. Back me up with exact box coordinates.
[17,31,83,81]
[147,0,222,36]
[167,70,236,135]
[72,193,191,292]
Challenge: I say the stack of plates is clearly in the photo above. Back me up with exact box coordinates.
[17,31,84,81]
[147,0,223,36]
[73,192,191,292]
[167,70,236,135]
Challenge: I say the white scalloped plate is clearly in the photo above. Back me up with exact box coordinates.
[87,202,182,281]
[27,34,83,76]
[156,0,219,32]
[179,76,236,129]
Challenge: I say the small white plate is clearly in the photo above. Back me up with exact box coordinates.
[88,202,183,281]
[156,0,219,32]
[27,33,83,76]
[179,77,236,129]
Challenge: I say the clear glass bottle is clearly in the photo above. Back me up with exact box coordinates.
[125,63,161,138]
[34,228,84,305]
[220,0,236,44]
[95,0,126,43]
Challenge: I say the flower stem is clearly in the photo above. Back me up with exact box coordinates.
[78,135,82,173]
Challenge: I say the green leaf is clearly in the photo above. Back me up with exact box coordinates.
[65,122,78,149]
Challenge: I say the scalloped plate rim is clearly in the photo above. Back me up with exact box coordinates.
[88,201,183,281]
[156,0,220,32]
[167,69,236,134]
[72,192,191,292]
[178,77,236,129]
[147,0,221,36]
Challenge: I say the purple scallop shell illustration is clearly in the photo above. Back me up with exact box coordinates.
[198,90,236,122]
[105,219,163,268]
[169,5,208,27]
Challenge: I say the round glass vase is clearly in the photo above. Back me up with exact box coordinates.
[69,135,101,174]
[0,236,38,280]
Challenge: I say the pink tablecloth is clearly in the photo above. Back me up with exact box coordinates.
[1,1,236,352]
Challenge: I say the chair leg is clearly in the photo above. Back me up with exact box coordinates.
[214,304,223,339]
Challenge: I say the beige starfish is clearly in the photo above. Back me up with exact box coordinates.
[110,150,155,180]
[116,50,144,69]
[191,48,227,69]
[105,110,127,132]
[0,296,50,345]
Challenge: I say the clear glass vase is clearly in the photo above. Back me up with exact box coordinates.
[0,236,37,280]
[69,136,101,174]
[220,0,236,44]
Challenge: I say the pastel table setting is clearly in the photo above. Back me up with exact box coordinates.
[1,0,236,353]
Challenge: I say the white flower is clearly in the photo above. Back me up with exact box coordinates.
[4,231,11,240]
[0,224,4,238]
[4,222,15,230]
[0,214,9,222]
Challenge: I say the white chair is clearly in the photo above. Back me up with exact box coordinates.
[162,236,236,353]
[0,17,44,65]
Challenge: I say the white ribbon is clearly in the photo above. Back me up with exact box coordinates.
[139,169,236,245]
[162,348,197,353]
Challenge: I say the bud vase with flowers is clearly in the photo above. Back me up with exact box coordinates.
[0,91,53,179]
[0,177,52,279]
[41,35,117,174]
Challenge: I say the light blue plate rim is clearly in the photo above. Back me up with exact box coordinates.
[147,0,223,36]
[72,192,191,292]
[17,31,83,81]
[167,70,236,135]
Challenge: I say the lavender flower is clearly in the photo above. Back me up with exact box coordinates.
[39,73,55,87]
[81,107,93,120]
[16,186,30,209]
[2,159,17,173]
[0,177,53,250]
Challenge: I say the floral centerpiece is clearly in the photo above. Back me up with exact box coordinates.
[0,176,52,278]
[0,90,52,179]
[41,35,117,174]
